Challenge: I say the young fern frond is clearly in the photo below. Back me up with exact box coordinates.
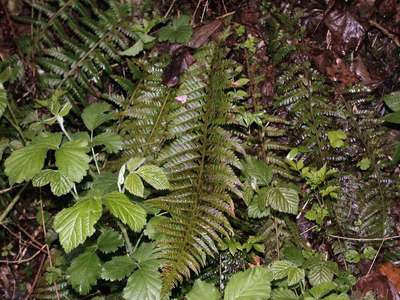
[145,45,240,294]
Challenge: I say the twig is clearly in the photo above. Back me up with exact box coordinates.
[328,234,400,242]
[24,254,46,300]
[0,183,29,225]
[164,0,176,19]
[367,239,384,275]
[191,0,203,25]
[369,20,400,47]
[0,245,46,263]
[0,185,22,195]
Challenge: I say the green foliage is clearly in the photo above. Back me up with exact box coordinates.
[158,15,192,43]
[96,229,124,253]
[67,251,102,295]
[53,197,103,253]
[186,280,220,300]
[101,255,136,281]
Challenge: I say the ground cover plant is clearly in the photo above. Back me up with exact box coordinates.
[0,0,400,299]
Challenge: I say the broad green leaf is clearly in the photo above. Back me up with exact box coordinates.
[158,15,192,44]
[248,198,270,219]
[383,91,400,112]
[136,165,170,190]
[127,157,146,172]
[309,282,337,299]
[327,130,347,148]
[186,280,220,300]
[53,197,102,253]
[324,293,350,300]
[32,133,63,150]
[101,255,135,281]
[363,247,377,260]
[103,192,146,232]
[357,158,371,171]
[0,138,9,161]
[344,250,360,263]
[91,172,118,196]
[308,264,334,286]
[92,132,123,153]
[55,139,90,183]
[271,288,299,300]
[384,111,400,124]
[5,144,48,184]
[120,40,144,57]
[287,266,305,286]
[81,103,113,131]
[97,229,124,253]
[0,82,8,118]
[125,173,144,197]
[242,157,273,186]
[224,267,272,300]
[265,187,299,214]
[270,260,295,280]
[144,216,168,241]
[283,245,304,266]
[132,243,161,269]
[67,251,101,295]
[32,169,74,196]
[122,264,162,300]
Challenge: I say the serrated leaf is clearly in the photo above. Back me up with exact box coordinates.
[383,91,400,112]
[101,255,135,281]
[327,130,347,148]
[271,288,299,300]
[5,144,48,184]
[309,282,337,298]
[0,82,8,118]
[53,197,102,253]
[92,132,123,153]
[81,103,113,131]
[357,158,371,171]
[287,266,305,286]
[103,192,146,232]
[242,157,273,186]
[132,243,160,269]
[158,15,192,44]
[120,40,144,57]
[384,111,400,124]
[55,139,90,183]
[144,216,168,240]
[127,157,146,172]
[186,280,220,300]
[122,264,162,300]
[265,187,299,214]
[97,229,124,253]
[32,133,63,150]
[270,260,295,280]
[308,263,334,286]
[248,198,269,219]
[224,267,272,300]
[136,165,170,190]
[124,173,144,197]
[67,251,101,295]
[91,172,119,196]
[32,169,74,196]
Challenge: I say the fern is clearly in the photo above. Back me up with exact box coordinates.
[26,0,137,105]
[135,44,241,294]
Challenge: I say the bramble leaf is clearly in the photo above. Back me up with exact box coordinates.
[92,131,123,153]
[0,82,8,118]
[103,192,146,232]
[97,229,124,254]
[55,139,90,183]
[67,251,101,295]
[186,280,220,300]
[224,266,272,300]
[327,130,347,148]
[124,173,144,197]
[32,169,74,196]
[53,197,102,253]
[101,255,135,281]
[136,165,170,190]
[122,264,162,300]
[81,103,113,131]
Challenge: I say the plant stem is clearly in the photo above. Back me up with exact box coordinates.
[117,221,133,255]
[90,131,100,175]
[56,115,71,141]
[0,183,29,225]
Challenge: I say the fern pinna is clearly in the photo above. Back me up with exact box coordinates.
[120,44,240,294]
[26,0,136,105]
